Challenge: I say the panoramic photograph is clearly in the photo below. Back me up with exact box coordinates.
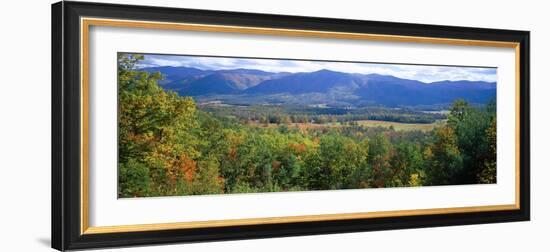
[117,53,497,198]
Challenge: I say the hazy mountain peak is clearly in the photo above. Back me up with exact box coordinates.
[313,69,341,74]
[145,66,496,107]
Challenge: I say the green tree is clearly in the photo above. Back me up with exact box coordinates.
[424,126,463,185]
[388,141,424,186]
[447,99,470,128]
[117,53,200,197]
[317,134,369,189]
[447,99,496,184]
[191,156,225,195]
[368,134,391,187]
[478,117,497,183]
[119,158,150,197]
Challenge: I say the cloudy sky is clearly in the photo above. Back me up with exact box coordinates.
[137,54,497,83]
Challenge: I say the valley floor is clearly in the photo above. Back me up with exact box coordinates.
[245,119,443,132]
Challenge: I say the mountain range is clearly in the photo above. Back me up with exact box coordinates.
[141,66,496,107]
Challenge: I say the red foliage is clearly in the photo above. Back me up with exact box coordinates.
[272,160,282,170]
[228,148,238,160]
[289,143,307,154]
[180,155,197,182]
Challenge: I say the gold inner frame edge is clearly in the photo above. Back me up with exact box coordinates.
[80,17,522,235]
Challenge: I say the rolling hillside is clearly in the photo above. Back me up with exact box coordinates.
[140,66,496,107]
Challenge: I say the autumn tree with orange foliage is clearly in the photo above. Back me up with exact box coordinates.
[118,53,223,197]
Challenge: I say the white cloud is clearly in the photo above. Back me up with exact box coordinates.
[138,54,497,83]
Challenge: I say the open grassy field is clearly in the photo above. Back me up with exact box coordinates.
[247,120,443,132]
[356,120,443,132]
[247,121,340,129]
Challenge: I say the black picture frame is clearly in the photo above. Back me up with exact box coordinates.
[52,1,530,251]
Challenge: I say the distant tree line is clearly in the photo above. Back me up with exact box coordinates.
[201,105,446,125]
